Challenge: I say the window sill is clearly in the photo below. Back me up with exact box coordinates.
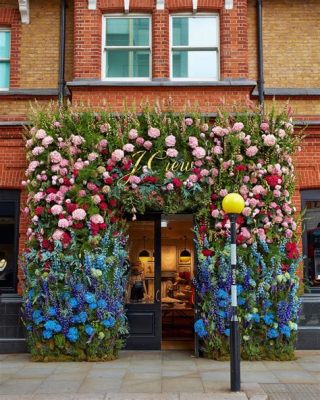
[67,79,257,88]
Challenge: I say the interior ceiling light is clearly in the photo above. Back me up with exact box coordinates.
[179,235,191,262]
[139,236,150,258]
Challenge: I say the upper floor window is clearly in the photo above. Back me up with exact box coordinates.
[171,15,219,80]
[103,16,151,80]
[0,29,10,89]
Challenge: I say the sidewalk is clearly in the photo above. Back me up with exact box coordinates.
[1,350,320,400]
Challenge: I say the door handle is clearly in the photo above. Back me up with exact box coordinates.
[156,289,160,303]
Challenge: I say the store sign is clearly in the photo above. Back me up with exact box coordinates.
[130,150,193,176]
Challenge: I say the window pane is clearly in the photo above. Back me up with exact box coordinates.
[106,50,150,78]
[0,31,10,58]
[126,221,155,304]
[106,18,149,46]
[172,17,218,47]
[172,51,218,79]
[0,62,10,88]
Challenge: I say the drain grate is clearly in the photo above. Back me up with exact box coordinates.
[261,383,320,400]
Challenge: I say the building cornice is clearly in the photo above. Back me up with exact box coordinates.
[252,87,320,97]
[156,0,165,10]
[88,0,97,10]
[225,0,234,10]
[18,0,30,24]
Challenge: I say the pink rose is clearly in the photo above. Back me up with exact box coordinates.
[35,129,47,139]
[78,190,86,197]
[50,151,62,164]
[232,122,244,132]
[185,118,193,126]
[52,229,64,241]
[148,127,160,138]
[246,146,258,157]
[192,147,206,159]
[252,185,267,196]
[278,129,286,139]
[165,171,174,179]
[200,169,209,177]
[167,183,174,191]
[201,123,209,132]
[242,207,252,217]
[165,135,176,147]
[285,229,293,238]
[263,134,276,146]
[243,176,250,183]
[129,175,141,184]
[136,137,145,146]
[189,174,198,183]
[123,143,135,153]
[213,146,223,155]
[111,149,124,162]
[166,148,178,158]
[220,189,228,197]
[260,122,269,132]
[60,159,69,167]
[92,194,101,204]
[188,136,198,149]
[90,214,104,224]
[74,160,84,170]
[211,209,220,218]
[71,135,85,146]
[58,218,69,228]
[72,209,86,220]
[212,168,219,177]
[128,129,138,140]
[51,205,63,215]
[143,141,153,150]
[88,152,98,161]
[32,146,45,156]
[87,182,98,191]
[241,227,251,239]
[42,136,54,147]
[100,123,110,133]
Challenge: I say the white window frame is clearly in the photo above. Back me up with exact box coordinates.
[102,14,152,81]
[169,14,220,81]
[0,28,11,90]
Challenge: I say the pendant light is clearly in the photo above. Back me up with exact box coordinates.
[179,235,191,264]
[139,236,150,259]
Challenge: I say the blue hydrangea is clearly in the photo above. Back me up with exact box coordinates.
[194,319,207,338]
[43,330,53,340]
[89,302,97,310]
[238,297,246,306]
[102,317,116,328]
[251,313,260,323]
[32,310,44,325]
[69,297,78,309]
[280,325,291,338]
[44,320,57,331]
[218,300,228,308]
[85,325,95,336]
[224,328,230,337]
[78,311,87,323]
[237,285,243,295]
[217,289,228,300]
[66,327,79,342]
[48,307,57,317]
[85,293,96,304]
[97,299,107,309]
[218,310,226,317]
[263,313,274,325]
[267,328,279,339]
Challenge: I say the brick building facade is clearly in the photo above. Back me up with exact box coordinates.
[0,0,320,352]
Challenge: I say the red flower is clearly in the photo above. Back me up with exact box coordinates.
[211,193,218,201]
[199,225,207,234]
[61,232,71,246]
[202,249,214,257]
[143,176,158,184]
[192,167,201,175]
[66,203,77,214]
[42,239,51,250]
[172,178,182,188]
[35,206,44,216]
[63,177,71,186]
[44,261,51,272]
[73,222,84,229]
[265,175,282,188]
[91,223,100,236]
[99,202,108,211]
[73,169,79,177]
[46,187,58,194]
[109,199,117,208]
[210,204,217,211]
[236,234,246,244]
[286,242,299,259]
[106,165,113,172]
[236,215,244,226]
[99,223,106,230]
[282,263,289,272]
[234,164,247,173]
[104,177,113,185]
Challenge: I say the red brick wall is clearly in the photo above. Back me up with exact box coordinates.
[0,7,21,88]
[73,0,248,80]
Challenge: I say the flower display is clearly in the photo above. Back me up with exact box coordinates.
[22,105,302,361]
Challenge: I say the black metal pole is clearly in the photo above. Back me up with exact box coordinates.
[257,0,264,112]
[230,213,241,392]
[58,0,67,104]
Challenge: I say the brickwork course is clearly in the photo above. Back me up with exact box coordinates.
[0,0,319,294]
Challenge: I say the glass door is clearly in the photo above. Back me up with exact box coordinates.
[125,214,161,349]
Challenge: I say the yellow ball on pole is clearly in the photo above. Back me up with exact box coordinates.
[222,193,245,215]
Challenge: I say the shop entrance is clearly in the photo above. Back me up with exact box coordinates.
[125,214,196,351]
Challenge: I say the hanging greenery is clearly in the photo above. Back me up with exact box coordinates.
[21,103,302,360]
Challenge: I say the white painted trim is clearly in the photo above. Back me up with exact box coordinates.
[156,0,165,10]
[88,0,97,10]
[18,0,30,24]
[124,0,130,13]
[225,0,234,10]
[192,0,198,13]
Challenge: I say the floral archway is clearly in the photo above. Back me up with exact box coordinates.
[22,105,301,361]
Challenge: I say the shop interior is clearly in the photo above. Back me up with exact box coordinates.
[127,215,195,350]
